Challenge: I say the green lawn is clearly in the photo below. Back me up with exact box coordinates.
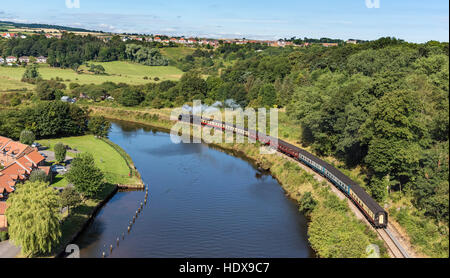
[37,135,141,185]
[0,61,183,90]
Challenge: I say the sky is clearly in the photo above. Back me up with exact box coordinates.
[0,0,448,42]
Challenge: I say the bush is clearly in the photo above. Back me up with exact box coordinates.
[29,170,48,183]
[298,192,317,217]
[0,231,9,241]
[10,96,22,107]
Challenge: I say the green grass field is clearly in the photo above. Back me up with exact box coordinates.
[0,61,184,91]
[160,47,196,62]
[37,135,141,186]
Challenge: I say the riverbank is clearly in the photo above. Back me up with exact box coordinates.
[33,135,144,258]
[88,106,393,258]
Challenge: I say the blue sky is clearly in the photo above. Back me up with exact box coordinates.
[0,0,448,42]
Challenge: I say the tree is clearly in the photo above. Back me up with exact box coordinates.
[60,187,82,215]
[259,83,277,108]
[23,101,88,138]
[118,87,144,107]
[29,169,48,183]
[19,130,35,145]
[125,44,169,66]
[66,153,104,198]
[179,72,208,100]
[88,116,111,138]
[21,64,41,84]
[54,143,67,164]
[35,80,66,100]
[88,64,106,75]
[6,181,62,256]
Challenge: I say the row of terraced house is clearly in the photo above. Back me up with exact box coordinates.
[0,136,50,231]
[0,56,47,66]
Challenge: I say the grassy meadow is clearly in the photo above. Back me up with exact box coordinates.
[0,61,183,91]
[160,47,196,62]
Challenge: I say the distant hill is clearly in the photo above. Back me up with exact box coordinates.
[0,20,99,33]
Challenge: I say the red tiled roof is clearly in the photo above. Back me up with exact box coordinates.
[25,150,45,166]
[37,166,51,176]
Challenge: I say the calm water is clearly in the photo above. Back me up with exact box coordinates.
[76,121,313,258]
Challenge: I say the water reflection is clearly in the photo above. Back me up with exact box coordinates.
[76,121,314,258]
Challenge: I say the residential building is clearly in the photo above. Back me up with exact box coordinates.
[6,56,17,64]
[19,56,30,63]
[0,57,4,64]
[322,43,339,47]
[36,56,47,63]
[1,33,17,39]
[0,136,47,202]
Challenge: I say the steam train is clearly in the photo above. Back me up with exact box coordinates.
[178,114,388,229]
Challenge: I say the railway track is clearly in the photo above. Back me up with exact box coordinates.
[272,148,411,258]
[180,117,413,258]
[378,226,410,258]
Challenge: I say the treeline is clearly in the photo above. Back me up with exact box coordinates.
[0,101,88,139]
[0,33,169,69]
[286,37,346,44]
[283,39,449,225]
[0,20,94,32]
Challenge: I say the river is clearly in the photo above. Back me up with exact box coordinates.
[75,120,313,258]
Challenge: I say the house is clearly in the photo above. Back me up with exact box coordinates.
[0,136,47,200]
[6,56,17,64]
[153,37,161,42]
[0,136,49,233]
[0,57,4,64]
[45,34,53,39]
[1,33,17,39]
[322,43,338,47]
[19,56,30,63]
[36,56,47,63]
[346,40,357,44]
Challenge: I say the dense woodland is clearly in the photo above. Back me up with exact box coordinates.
[0,36,448,256]
[0,33,169,69]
